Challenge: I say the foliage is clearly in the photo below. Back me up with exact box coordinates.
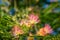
[0,0,60,40]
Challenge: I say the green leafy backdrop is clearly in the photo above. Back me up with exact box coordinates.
[0,0,60,40]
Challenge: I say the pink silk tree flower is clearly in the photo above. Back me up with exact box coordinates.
[44,24,53,34]
[36,28,47,36]
[36,24,53,36]
[20,19,25,26]
[24,20,31,27]
[28,13,40,24]
[20,19,31,27]
[11,25,24,36]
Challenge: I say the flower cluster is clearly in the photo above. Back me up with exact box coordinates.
[28,13,40,24]
[11,25,24,37]
[10,13,55,37]
[20,13,40,27]
[11,13,40,37]
[20,19,31,27]
[37,24,53,36]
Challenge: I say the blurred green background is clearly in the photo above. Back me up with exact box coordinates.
[0,0,60,40]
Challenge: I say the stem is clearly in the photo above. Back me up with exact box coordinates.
[34,24,38,33]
